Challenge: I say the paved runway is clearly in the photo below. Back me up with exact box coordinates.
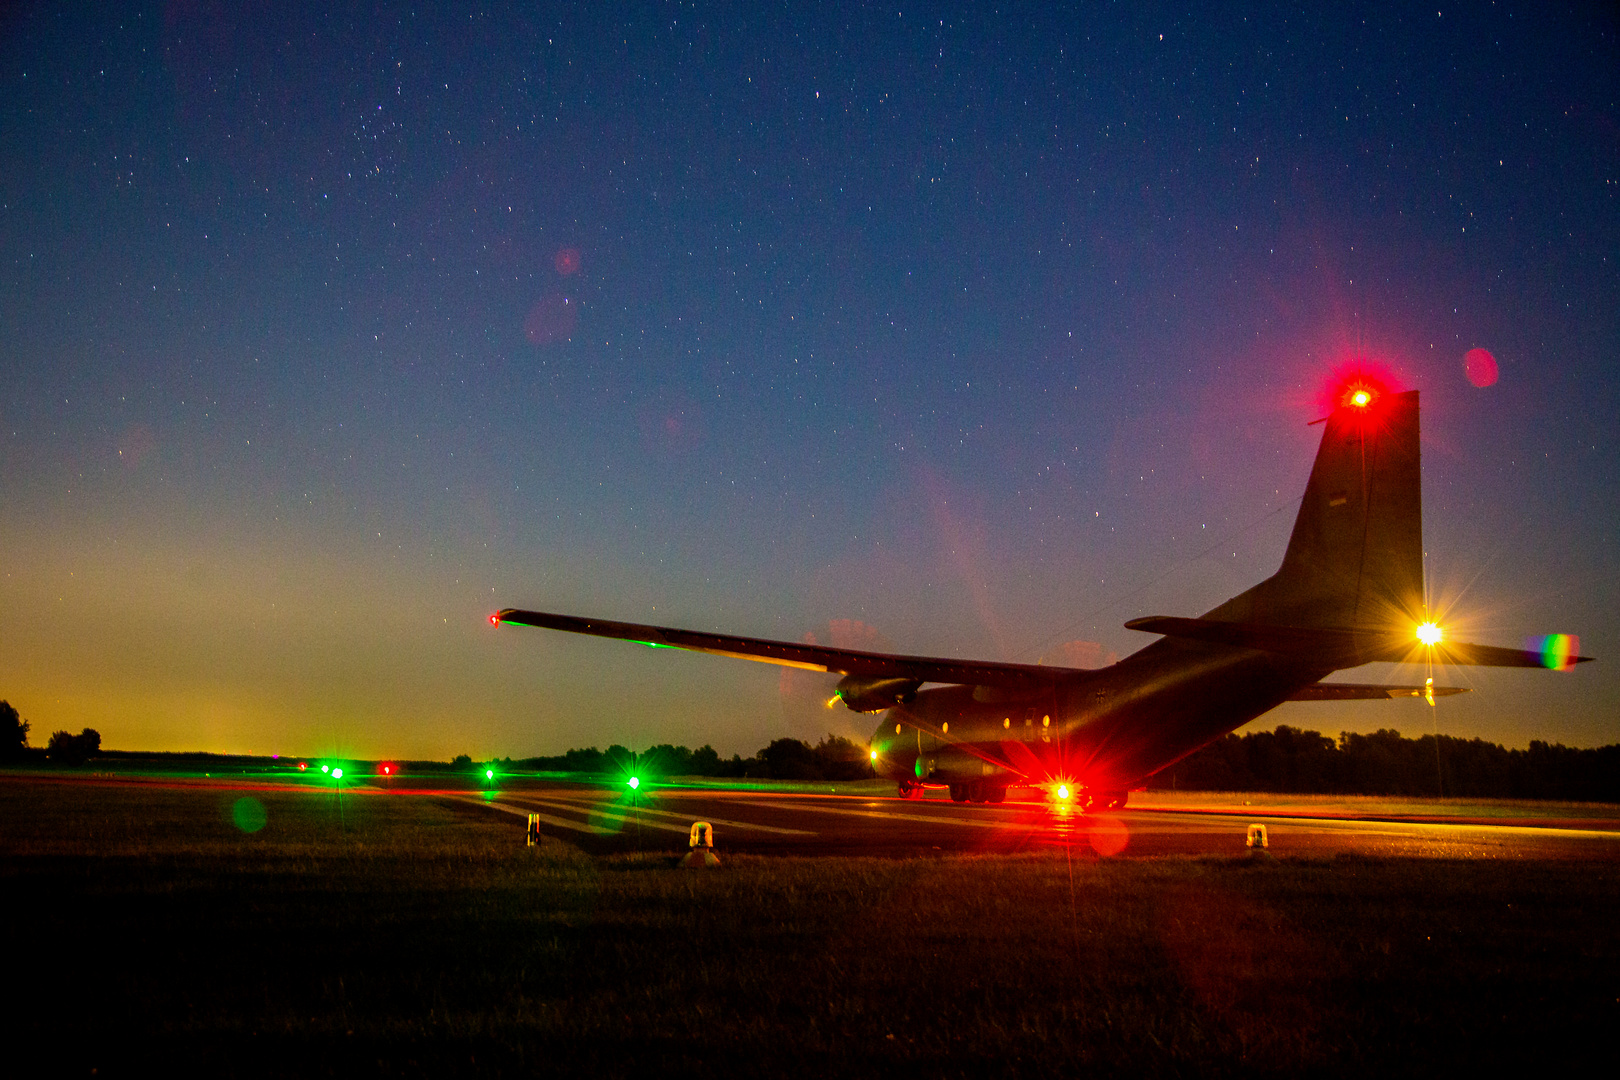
[474,784,1620,860]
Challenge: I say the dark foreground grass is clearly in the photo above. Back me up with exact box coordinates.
[3,779,1615,1077]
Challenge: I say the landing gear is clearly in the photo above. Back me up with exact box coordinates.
[1074,790,1127,812]
[944,782,1007,804]
[897,779,925,800]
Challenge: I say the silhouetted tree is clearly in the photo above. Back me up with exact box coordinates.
[0,700,28,760]
[46,728,100,766]
[760,738,822,780]
[689,744,722,775]
[813,734,875,781]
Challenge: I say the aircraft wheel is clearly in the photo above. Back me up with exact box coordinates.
[897,780,924,800]
[1102,791,1128,810]
[987,786,1007,804]
[948,784,969,803]
[968,782,988,803]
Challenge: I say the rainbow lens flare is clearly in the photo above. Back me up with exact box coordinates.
[1527,634,1580,672]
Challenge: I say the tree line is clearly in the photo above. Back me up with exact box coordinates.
[2,700,101,766]
[1147,725,1620,802]
[514,734,875,782]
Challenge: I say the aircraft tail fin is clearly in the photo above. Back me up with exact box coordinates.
[1207,388,1425,630]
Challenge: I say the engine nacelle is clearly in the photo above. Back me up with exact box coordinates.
[835,675,921,713]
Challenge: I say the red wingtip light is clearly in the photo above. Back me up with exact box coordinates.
[1350,389,1372,408]
[490,613,500,626]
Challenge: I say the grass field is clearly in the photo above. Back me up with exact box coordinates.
[4,777,1616,1077]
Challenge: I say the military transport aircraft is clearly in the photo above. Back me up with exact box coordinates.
[494,379,1590,809]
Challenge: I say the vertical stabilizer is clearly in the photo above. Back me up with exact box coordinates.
[1207,389,1424,629]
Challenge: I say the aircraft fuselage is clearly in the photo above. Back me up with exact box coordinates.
[869,636,1331,800]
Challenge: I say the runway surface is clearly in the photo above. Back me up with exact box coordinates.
[13,772,1616,860]
[472,784,1620,860]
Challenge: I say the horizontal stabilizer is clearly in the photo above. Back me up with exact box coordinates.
[1124,616,1393,665]
[1428,639,1594,668]
[495,608,1078,689]
[1289,682,1470,701]
[1126,616,1593,668]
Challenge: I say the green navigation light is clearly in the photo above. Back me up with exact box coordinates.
[628,776,641,790]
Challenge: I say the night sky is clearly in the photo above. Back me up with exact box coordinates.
[2,2,1616,762]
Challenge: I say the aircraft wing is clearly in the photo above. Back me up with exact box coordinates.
[494,608,1078,689]
[1125,616,1593,668]
[1288,682,1470,701]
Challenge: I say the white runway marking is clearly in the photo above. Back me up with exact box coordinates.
[448,796,618,836]
[518,795,817,836]
[738,799,1023,830]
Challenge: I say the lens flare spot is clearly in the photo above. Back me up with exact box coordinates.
[1087,816,1129,857]
[232,797,267,834]
[1527,633,1579,672]
[554,247,581,275]
[1464,347,1499,388]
